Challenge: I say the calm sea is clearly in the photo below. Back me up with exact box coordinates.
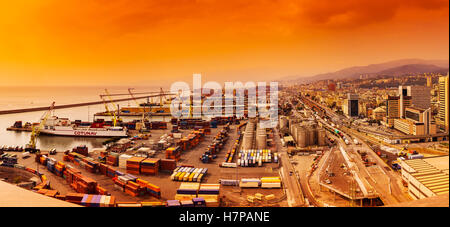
[0,86,167,151]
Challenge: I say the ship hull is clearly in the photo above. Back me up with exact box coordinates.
[40,129,128,138]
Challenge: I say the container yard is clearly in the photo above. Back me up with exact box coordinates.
[1,115,287,207]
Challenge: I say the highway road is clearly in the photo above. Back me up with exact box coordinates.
[297,94,411,205]
[285,100,323,207]
[343,127,410,203]
[274,128,305,207]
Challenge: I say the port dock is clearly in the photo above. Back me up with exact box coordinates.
[0,93,173,115]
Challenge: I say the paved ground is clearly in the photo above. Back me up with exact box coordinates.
[274,127,305,207]
[308,148,350,207]
[341,127,411,205]
[291,153,319,207]
[12,123,287,206]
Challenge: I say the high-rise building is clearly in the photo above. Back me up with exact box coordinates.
[427,74,432,87]
[385,95,400,127]
[398,85,430,111]
[347,93,359,117]
[437,74,449,131]
[399,95,412,118]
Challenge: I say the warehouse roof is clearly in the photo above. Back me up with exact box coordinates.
[403,156,449,196]
[386,193,449,207]
[0,180,80,207]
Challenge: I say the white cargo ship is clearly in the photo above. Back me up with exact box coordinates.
[40,116,128,137]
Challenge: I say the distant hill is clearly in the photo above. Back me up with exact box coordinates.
[285,59,449,83]
[376,64,448,76]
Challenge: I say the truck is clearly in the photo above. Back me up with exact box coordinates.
[344,139,350,145]
[220,162,237,168]
[21,152,30,159]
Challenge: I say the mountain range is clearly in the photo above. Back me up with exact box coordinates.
[282,59,449,83]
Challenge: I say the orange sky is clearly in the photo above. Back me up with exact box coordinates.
[0,0,448,86]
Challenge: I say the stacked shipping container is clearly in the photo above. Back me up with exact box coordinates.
[126,156,145,174]
[140,158,160,175]
[170,166,208,182]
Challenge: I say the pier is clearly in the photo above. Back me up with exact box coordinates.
[0,93,173,115]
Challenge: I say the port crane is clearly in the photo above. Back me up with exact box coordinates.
[100,90,121,127]
[128,88,150,132]
[25,102,55,153]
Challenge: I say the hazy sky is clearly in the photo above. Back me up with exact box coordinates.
[0,0,448,86]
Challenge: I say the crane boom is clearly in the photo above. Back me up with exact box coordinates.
[128,88,148,131]
[104,89,119,112]
[26,102,55,152]
[100,95,118,127]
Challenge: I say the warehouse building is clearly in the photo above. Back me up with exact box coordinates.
[400,156,449,200]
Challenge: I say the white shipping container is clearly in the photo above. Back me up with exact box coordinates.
[261,182,281,188]
[221,162,237,168]
[239,182,259,188]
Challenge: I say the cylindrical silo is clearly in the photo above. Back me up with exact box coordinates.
[242,121,255,150]
[292,125,299,143]
[297,126,307,148]
[243,133,253,150]
[280,116,288,130]
[312,128,319,145]
[308,127,315,146]
[318,129,326,146]
[256,125,267,150]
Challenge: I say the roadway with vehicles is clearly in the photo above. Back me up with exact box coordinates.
[296,93,411,205]
[284,100,324,207]
[341,127,411,203]
[274,128,305,207]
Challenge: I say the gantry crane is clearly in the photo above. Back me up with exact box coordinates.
[100,89,122,127]
[100,95,118,127]
[128,88,149,132]
[25,102,55,153]
[160,87,164,106]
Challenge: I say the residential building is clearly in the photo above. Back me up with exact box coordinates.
[437,74,449,131]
